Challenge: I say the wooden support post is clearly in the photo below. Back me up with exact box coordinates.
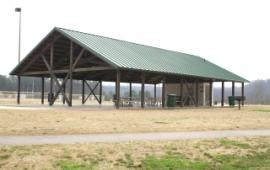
[41,77,44,104]
[69,41,73,107]
[115,70,120,109]
[129,82,132,101]
[154,84,156,105]
[241,82,244,106]
[99,80,102,104]
[232,81,235,97]
[82,79,85,104]
[209,81,213,107]
[162,78,166,108]
[180,78,183,107]
[141,73,145,108]
[195,80,199,107]
[17,76,21,104]
[63,81,66,104]
[221,81,224,107]
[49,45,54,106]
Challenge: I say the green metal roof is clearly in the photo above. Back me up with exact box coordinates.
[56,27,247,82]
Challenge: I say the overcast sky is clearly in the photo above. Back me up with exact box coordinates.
[1,0,269,82]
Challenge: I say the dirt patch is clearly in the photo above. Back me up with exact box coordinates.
[0,104,269,135]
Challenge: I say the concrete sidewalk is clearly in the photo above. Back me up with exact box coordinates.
[0,130,270,145]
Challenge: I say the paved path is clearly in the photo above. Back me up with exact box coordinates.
[0,130,270,145]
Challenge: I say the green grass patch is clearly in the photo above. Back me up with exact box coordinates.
[219,138,251,149]
[56,160,96,170]
[211,149,270,169]
[141,149,270,170]
[0,154,10,161]
[142,153,210,170]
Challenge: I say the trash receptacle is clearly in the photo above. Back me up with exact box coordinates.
[228,96,235,106]
[167,94,177,107]
[48,93,54,102]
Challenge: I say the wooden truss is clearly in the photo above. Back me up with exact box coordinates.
[82,80,102,104]
[41,41,85,106]
[182,80,196,106]
[37,40,111,106]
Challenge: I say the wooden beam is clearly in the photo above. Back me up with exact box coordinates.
[141,73,145,108]
[183,80,196,106]
[71,48,85,70]
[209,81,213,107]
[154,83,156,105]
[41,77,44,104]
[195,80,199,107]
[17,76,21,104]
[69,41,73,107]
[41,55,71,105]
[82,79,85,104]
[21,46,84,77]
[52,75,69,105]
[51,48,85,105]
[180,78,183,107]
[99,80,102,104]
[148,75,163,83]
[20,34,61,73]
[232,81,235,97]
[221,81,224,107]
[49,45,54,106]
[116,70,120,109]
[63,81,66,104]
[84,81,100,103]
[21,66,113,76]
[162,78,166,108]
[42,45,86,106]
[129,82,132,101]
[241,82,244,106]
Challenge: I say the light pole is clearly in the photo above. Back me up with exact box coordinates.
[15,7,21,104]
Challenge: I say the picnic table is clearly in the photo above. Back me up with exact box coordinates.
[113,96,160,107]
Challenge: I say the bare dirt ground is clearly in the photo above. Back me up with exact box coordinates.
[0,98,269,135]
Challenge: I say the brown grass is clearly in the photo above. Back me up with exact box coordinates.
[0,101,269,135]
[0,137,269,170]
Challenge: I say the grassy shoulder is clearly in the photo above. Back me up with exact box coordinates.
[0,105,270,135]
[0,137,269,169]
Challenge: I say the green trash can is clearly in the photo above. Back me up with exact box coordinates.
[228,96,235,106]
[48,93,54,103]
[167,94,177,107]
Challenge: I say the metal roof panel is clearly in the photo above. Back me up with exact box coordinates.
[56,27,247,82]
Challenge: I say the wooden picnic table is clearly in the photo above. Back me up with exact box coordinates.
[114,97,160,107]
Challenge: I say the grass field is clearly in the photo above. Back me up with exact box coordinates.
[0,137,269,169]
[0,103,270,135]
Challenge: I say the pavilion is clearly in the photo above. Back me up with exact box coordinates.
[10,27,247,108]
